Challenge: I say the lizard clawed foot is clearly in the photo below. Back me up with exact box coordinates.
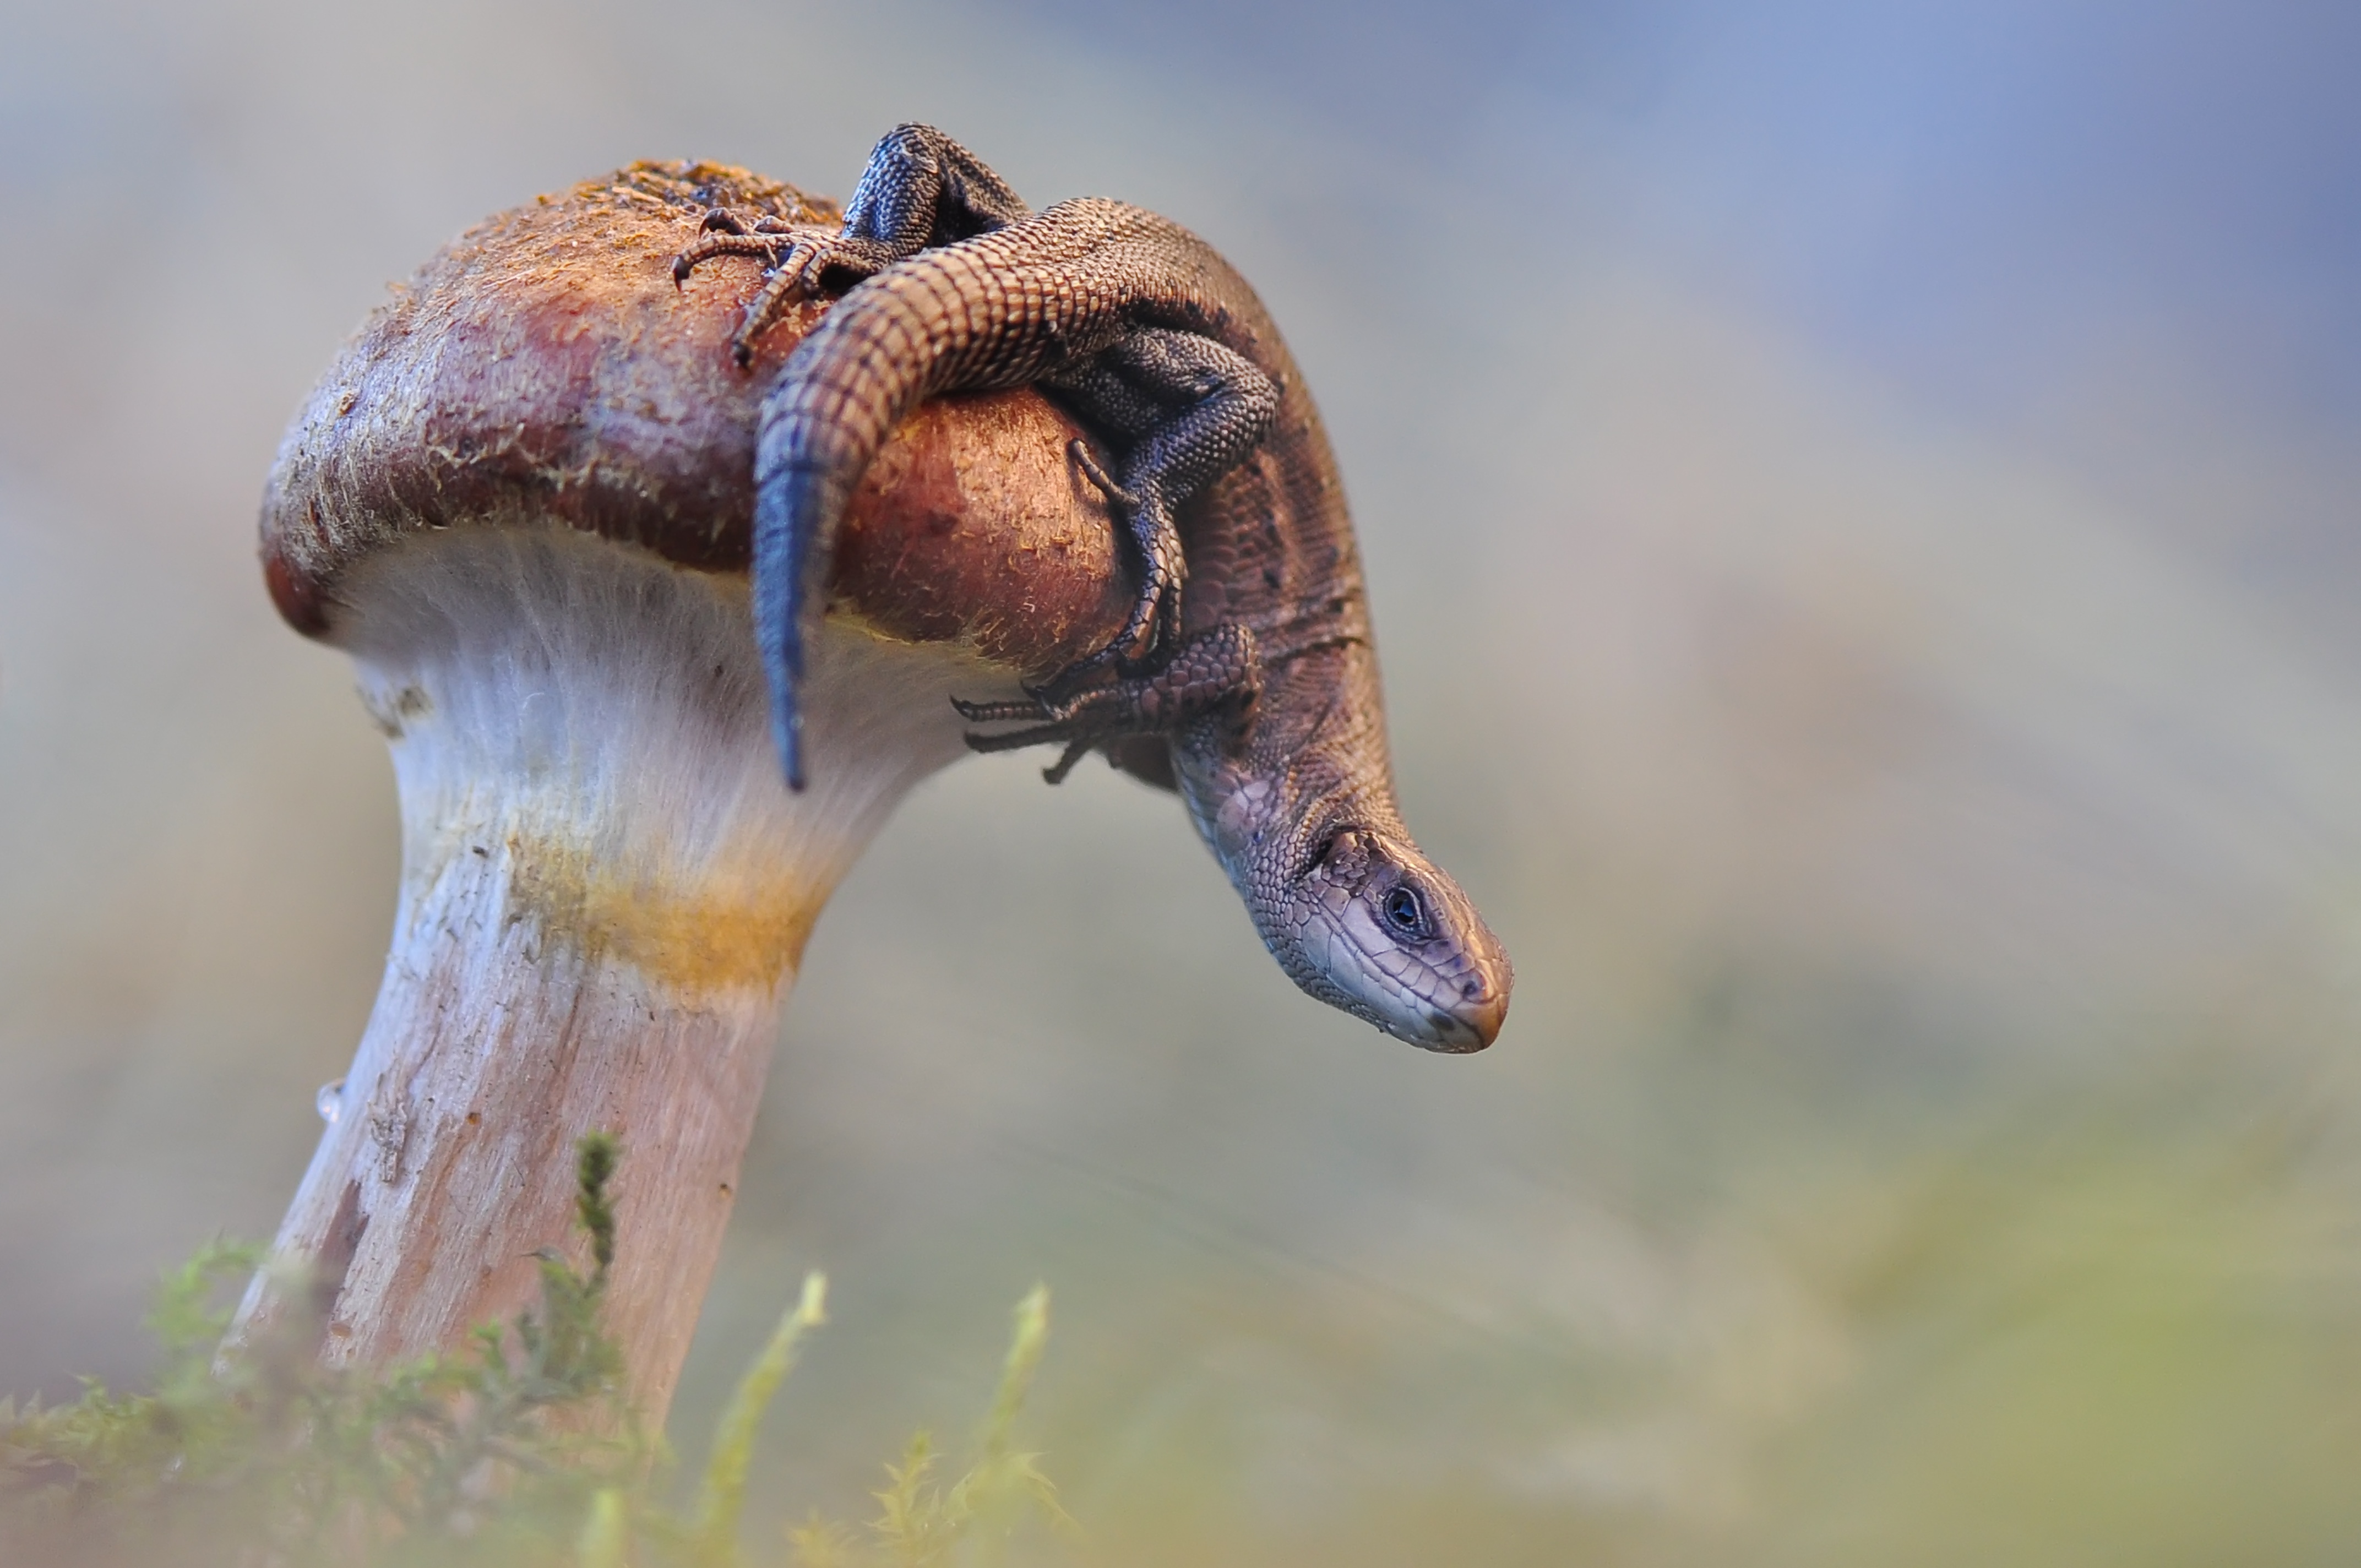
[670,209,804,284]
[954,623,1261,785]
[673,215,899,366]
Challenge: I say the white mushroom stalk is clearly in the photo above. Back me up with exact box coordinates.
[268,535,1005,1401]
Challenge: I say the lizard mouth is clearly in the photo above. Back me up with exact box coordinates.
[1425,1021,1490,1053]
[1329,946,1508,1052]
[1421,997,1505,1053]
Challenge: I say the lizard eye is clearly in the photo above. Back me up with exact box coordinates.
[1382,885,1427,938]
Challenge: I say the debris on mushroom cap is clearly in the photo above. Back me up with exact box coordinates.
[259,160,1130,679]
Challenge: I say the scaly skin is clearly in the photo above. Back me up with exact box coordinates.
[678,127,1511,1050]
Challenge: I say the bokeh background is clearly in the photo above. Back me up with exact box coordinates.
[6,1,2360,1561]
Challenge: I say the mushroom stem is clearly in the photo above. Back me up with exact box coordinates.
[237,529,1018,1420]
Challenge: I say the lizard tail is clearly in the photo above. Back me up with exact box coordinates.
[748,285,953,792]
[748,457,853,792]
[747,242,1054,791]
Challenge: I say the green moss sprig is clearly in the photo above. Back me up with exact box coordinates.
[1,1133,1071,1568]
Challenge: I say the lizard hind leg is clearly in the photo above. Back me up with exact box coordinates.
[1045,330,1281,700]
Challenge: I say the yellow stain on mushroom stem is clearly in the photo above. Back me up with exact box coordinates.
[502,830,822,998]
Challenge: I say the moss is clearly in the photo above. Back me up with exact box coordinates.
[0,1136,1070,1568]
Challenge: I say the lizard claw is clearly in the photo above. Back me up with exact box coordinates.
[1043,738,1096,785]
[696,207,793,237]
[1068,438,1140,511]
[950,693,1053,724]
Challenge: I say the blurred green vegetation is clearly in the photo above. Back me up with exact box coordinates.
[10,1062,2360,1567]
[0,1137,1073,1568]
[1742,1085,2361,1567]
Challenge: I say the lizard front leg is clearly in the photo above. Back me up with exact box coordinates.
[955,622,1262,783]
[674,122,1032,364]
[1046,328,1280,691]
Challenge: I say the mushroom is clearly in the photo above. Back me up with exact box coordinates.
[240,162,1133,1422]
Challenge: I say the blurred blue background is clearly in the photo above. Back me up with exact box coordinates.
[4,2,2359,1560]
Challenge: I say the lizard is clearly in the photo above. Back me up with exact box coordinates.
[674,124,1511,1051]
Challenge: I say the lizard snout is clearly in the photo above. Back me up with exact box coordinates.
[1428,977,1510,1053]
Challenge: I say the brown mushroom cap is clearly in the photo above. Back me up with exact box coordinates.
[259,160,1128,677]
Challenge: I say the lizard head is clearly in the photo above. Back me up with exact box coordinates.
[1279,824,1512,1052]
